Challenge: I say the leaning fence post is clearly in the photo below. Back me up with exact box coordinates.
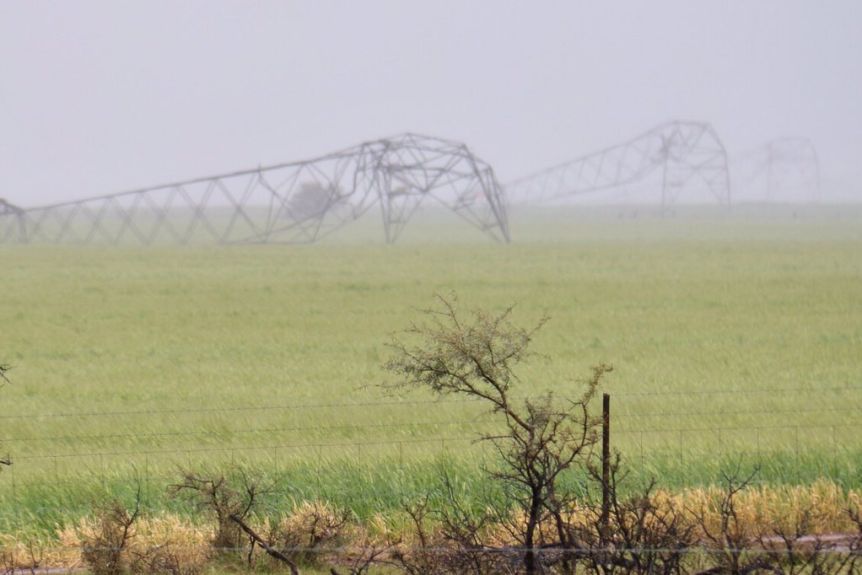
[601,392,611,543]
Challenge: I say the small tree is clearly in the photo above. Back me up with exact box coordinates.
[385,295,611,574]
[286,182,344,221]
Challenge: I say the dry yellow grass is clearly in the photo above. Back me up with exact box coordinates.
[673,479,860,538]
[0,515,211,572]
[480,480,861,550]
[0,481,858,570]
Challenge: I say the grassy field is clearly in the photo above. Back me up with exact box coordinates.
[1,205,861,533]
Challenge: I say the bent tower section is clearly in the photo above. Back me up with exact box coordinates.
[505,120,731,207]
[0,133,509,245]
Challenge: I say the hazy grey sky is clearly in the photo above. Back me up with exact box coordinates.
[1,1,860,205]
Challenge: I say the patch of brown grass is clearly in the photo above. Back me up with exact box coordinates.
[1,481,857,571]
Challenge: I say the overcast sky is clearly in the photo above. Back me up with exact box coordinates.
[1,0,860,205]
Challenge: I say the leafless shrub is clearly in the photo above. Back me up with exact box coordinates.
[80,494,141,575]
[168,471,258,553]
[22,540,45,575]
[570,455,695,575]
[686,464,779,575]
[168,471,300,574]
[0,538,46,575]
[0,547,13,575]
[387,496,444,574]
[275,501,351,567]
[435,473,519,574]
[761,518,855,575]
[846,501,862,573]
[129,543,204,575]
[329,523,399,575]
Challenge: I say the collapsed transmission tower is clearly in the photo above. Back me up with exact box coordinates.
[505,120,731,207]
[736,137,820,202]
[0,133,509,245]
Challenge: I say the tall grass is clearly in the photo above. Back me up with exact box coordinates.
[1,206,860,532]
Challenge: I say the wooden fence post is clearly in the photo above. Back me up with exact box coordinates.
[601,392,611,543]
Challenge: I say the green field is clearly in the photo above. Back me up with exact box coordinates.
[1,205,861,533]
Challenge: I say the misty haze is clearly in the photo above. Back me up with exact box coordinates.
[1,2,860,574]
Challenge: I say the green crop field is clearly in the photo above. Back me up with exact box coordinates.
[1,205,861,534]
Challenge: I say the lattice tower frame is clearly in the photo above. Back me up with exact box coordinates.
[0,134,509,245]
[739,137,821,202]
[505,120,731,207]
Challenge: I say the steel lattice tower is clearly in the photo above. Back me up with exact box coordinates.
[736,137,820,202]
[0,134,509,245]
[505,120,731,207]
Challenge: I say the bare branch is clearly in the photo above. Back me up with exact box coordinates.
[384,295,610,574]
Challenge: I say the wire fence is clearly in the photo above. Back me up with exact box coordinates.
[3,384,859,421]
[8,543,862,556]
[2,422,859,462]
[0,384,858,523]
[1,397,858,457]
